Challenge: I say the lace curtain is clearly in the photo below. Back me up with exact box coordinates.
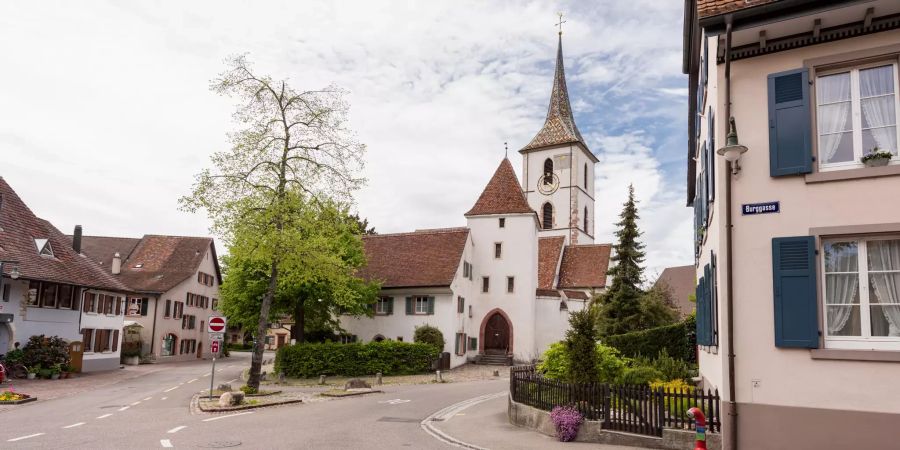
[859,66,898,155]
[817,73,852,164]
[868,240,900,337]
[825,243,858,335]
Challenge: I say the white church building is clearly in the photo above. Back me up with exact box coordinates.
[342,35,611,367]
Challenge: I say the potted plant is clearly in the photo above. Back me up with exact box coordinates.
[38,367,52,380]
[26,365,39,380]
[49,364,61,380]
[861,147,893,167]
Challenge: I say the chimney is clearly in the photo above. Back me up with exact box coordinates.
[111,252,122,275]
[72,225,83,254]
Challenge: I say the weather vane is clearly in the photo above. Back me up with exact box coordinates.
[556,12,566,35]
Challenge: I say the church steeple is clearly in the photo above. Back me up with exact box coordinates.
[521,34,588,152]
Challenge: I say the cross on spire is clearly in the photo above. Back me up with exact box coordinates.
[555,12,566,35]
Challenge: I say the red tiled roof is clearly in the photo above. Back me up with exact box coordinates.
[655,265,696,318]
[696,0,778,19]
[79,235,220,294]
[563,290,589,300]
[0,178,130,292]
[465,159,534,217]
[558,244,612,289]
[536,288,561,298]
[359,228,469,288]
[538,236,565,290]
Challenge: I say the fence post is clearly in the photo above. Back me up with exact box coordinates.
[602,384,610,429]
[656,386,664,437]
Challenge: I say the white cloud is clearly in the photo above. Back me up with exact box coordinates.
[0,0,690,273]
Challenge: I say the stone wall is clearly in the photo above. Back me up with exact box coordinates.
[508,396,721,450]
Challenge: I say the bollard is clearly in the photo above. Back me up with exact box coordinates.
[375,372,383,386]
[435,370,442,383]
[318,374,326,385]
[686,407,708,450]
[278,371,285,383]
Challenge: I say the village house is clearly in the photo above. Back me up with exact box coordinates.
[0,178,132,372]
[684,0,900,448]
[341,34,612,368]
[78,234,222,362]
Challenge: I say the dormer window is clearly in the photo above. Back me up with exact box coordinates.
[34,238,54,257]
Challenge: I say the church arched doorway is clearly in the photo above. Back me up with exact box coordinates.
[480,309,512,355]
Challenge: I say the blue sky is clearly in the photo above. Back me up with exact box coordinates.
[0,1,690,279]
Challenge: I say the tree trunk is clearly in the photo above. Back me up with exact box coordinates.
[291,298,306,344]
[247,261,278,390]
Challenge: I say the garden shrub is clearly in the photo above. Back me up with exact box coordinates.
[538,342,625,384]
[21,335,70,370]
[617,365,664,385]
[240,385,258,395]
[604,315,696,362]
[650,379,696,418]
[650,348,697,381]
[274,341,439,378]
[550,405,584,442]
[413,325,445,352]
[564,310,599,384]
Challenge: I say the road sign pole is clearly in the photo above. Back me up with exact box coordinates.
[209,354,216,400]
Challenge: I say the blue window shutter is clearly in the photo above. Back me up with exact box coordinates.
[427,296,435,315]
[772,236,819,348]
[710,253,718,346]
[708,107,715,201]
[405,297,413,315]
[768,68,812,176]
[696,275,709,346]
[704,264,713,345]
[386,297,393,315]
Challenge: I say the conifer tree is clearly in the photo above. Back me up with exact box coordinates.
[565,309,600,384]
[595,184,647,336]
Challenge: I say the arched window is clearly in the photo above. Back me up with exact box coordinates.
[584,163,588,188]
[584,207,589,232]
[542,203,553,229]
[543,158,554,185]
[373,334,386,342]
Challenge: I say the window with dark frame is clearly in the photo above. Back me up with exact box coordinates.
[584,163,588,188]
[482,276,489,293]
[584,207,588,232]
[2,283,8,302]
[507,276,515,293]
[165,299,172,318]
[41,282,57,308]
[543,158,554,184]
[542,203,553,229]
[494,242,502,259]
[82,328,93,351]
[499,218,505,228]
[457,296,465,314]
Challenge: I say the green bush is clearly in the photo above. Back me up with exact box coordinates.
[227,343,254,351]
[617,366,664,385]
[21,335,70,370]
[565,310,599,384]
[538,342,625,384]
[604,315,696,362]
[274,341,439,378]
[240,385,257,395]
[413,325,445,352]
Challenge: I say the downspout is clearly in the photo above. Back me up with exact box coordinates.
[150,296,159,356]
[722,14,738,450]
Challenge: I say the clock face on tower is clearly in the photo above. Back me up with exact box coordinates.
[537,173,560,195]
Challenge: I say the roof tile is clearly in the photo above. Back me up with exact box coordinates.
[538,236,565,289]
[359,228,469,288]
[558,244,612,289]
[465,159,534,217]
[696,0,778,19]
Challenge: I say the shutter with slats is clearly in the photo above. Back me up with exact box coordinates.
[695,276,706,346]
[140,298,149,316]
[768,68,812,176]
[405,297,413,315]
[427,296,435,315]
[708,107,715,202]
[112,330,119,352]
[704,263,712,345]
[772,236,819,348]
[386,297,393,315]
[710,252,718,345]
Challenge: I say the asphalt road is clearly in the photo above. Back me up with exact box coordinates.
[1,354,510,449]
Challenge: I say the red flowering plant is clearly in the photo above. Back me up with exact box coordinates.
[550,405,584,442]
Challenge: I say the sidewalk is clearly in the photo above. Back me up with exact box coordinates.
[432,393,650,450]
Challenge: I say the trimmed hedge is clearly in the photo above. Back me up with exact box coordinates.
[604,316,696,362]
[274,341,439,378]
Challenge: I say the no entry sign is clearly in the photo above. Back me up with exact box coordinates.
[208,316,227,333]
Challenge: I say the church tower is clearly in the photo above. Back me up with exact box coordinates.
[520,33,597,245]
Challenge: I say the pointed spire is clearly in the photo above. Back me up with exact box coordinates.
[521,34,587,152]
[465,158,534,217]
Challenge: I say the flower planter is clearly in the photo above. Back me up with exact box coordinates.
[0,393,37,405]
[864,157,890,167]
[123,355,141,366]
[26,373,36,380]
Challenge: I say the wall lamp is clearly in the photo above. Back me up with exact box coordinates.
[717,117,748,174]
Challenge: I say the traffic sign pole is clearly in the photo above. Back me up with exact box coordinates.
[209,353,216,400]
[207,316,227,400]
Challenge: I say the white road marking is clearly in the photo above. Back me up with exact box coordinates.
[8,433,45,442]
[118,406,130,411]
[187,378,198,383]
[167,425,187,434]
[227,378,238,383]
[378,399,411,405]
[201,411,255,422]
[96,414,113,419]
[161,397,168,400]
[202,373,210,377]
[217,368,225,372]
[160,439,173,448]
[130,401,142,406]
[63,422,85,429]
[164,386,180,392]
[143,397,152,401]
[420,391,506,450]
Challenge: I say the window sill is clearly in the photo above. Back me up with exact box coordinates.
[805,163,900,184]
[810,349,900,362]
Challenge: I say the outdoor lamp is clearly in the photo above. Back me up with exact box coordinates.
[717,117,748,174]
[9,266,20,280]
[0,261,21,280]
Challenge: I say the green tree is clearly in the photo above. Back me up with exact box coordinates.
[180,55,366,390]
[564,309,600,384]
[595,184,647,336]
[636,282,679,330]
[413,325,445,352]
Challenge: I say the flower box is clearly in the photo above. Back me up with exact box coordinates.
[0,393,37,405]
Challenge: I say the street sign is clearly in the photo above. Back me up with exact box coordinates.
[208,332,224,341]
[210,340,220,354]
[208,316,227,333]
[742,201,780,215]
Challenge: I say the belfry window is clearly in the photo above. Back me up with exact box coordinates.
[584,207,588,232]
[542,203,553,229]
[584,163,588,188]
[543,158,554,185]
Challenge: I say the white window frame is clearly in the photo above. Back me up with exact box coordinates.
[821,236,900,350]
[375,297,391,315]
[816,61,900,171]
[414,296,428,314]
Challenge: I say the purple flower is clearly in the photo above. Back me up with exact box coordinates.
[550,405,584,442]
